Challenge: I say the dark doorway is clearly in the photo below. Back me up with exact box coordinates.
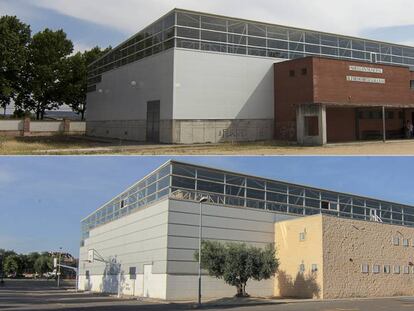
[146,101,160,143]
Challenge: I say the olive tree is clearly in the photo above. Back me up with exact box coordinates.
[195,241,279,297]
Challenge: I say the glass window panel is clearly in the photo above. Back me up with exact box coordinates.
[352,40,365,51]
[147,183,157,195]
[305,208,320,215]
[267,26,288,40]
[177,27,200,39]
[197,169,224,182]
[157,188,169,199]
[305,189,320,199]
[163,38,175,50]
[339,48,351,58]
[352,50,365,60]
[201,30,227,42]
[248,48,267,57]
[321,46,338,56]
[226,185,245,197]
[267,202,288,212]
[163,13,175,29]
[177,12,200,28]
[339,38,351,49]
[403,47,414,58]
[392,46,403,56]
[171,176,195,189]
[353,198,365,207]
[289,30,304,42]
[304,32,320,44]
[289,206,304,215]
[228,45,247,55]
[197,180,224,194]
[268,50,289,58]
[267,182,287,193]
[226,175,245,187]
[228,34,247,45]
[321,192,337,202]
[158,165,170,179]
[268,39,288,50]
[201,16,227,31]
[226,196,245,207]
[247,178,265,189]
[305,198,320,208]
[380,44,392,55]
[246,188,265,200]
[305,44,321,54]
[267,192,287,203]
[172,164,195,177]
[365,42,380,53]
[289,186,303,196]
[353,206,365,215]
[147,173,157,186]
[289,42,304,52]
[246,199,265,209]
[228,21,247,34]
[392,56,403,64]
[201,42,227,52]
[321,34,338,47]
[248,23,266,37]
[289,196,303,206]
[248,36,266,47]
[157,176,170,190]
[340,204,352,213]
[176,38,200,49]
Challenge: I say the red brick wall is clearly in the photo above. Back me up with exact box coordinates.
[326,108,356,142]
[313,58,414,107]
[274,58,314,140]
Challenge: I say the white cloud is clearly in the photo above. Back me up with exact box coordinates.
[27,0,414,41]
[72,42,94,54]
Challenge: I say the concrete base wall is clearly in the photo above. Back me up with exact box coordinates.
[86,119,273,144]
[172,119,274,144]
[296,104,327,146]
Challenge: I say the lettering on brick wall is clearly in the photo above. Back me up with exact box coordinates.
[346,76,386,84]
[349,65,383,74]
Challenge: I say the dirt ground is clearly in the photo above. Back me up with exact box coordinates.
[1,135,414,155]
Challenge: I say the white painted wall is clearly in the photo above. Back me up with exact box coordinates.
[173,49,284,120]
[0,120,22,131]
[86,49,175,122]
[30,121,63,132]
[166,199,297,299]
[70,122,86,132]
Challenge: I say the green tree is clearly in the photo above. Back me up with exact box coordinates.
[0,16,31,115]
[3,254,21,276]
[25,28,73,119]
[195,241,279,297]
[34,255,52,276]
[64,46,110,120]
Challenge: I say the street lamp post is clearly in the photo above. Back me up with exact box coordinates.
[198,197,208,307]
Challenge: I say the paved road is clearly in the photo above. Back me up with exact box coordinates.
[1,279,414,310]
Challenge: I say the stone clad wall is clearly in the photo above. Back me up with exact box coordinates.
[322,215,414,298]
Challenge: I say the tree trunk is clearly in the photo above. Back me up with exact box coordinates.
[81,109,85,121]
[236,284,243,297]
[36,109,40,120]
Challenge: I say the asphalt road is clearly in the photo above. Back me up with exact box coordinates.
[1,279,414,311]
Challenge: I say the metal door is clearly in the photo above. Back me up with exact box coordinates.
[146,101,160,143]
[143,264,152,298]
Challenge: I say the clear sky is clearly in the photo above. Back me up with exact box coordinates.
[1,156,414,257]
[0,0,413,53]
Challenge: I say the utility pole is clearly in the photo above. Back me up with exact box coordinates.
[57,247,62,288]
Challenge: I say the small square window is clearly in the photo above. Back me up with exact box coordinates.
[373,265,380,274]
[85,270,90,280]
[299,263,305,273]
[394,265,400,274]
[393,237,400,246]
[299,232,306,241]
[301,68,308,75]
[403,239,409,247]
[404,266,410,274]
[129,267,137,279]
[121,200,125,208]
[311,264,318,273]
[384,265,391,274]
[361,264,369,273]
[304,116,319,137]
[289,70,295,77]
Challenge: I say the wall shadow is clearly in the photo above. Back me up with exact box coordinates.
[277,270,320,299]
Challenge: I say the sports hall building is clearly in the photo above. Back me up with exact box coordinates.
[78,161,414,300]
[86,8,414,145]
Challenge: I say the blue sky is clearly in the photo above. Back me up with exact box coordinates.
[0,156,413,257]
[0,0,413,52]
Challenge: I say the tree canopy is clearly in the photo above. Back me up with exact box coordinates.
[195,241,279,297]
[0,14,110,119]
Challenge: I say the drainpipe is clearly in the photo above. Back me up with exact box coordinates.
[382,106,386,143]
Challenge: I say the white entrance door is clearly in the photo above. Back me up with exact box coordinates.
[143,264,152,298]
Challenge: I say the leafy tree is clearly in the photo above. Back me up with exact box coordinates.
[34,255,53,275]
[195,241,279,297]
[3,254,21,276]
[0,16,31,115]
[25,28,73,119]
[64,46,110,120]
